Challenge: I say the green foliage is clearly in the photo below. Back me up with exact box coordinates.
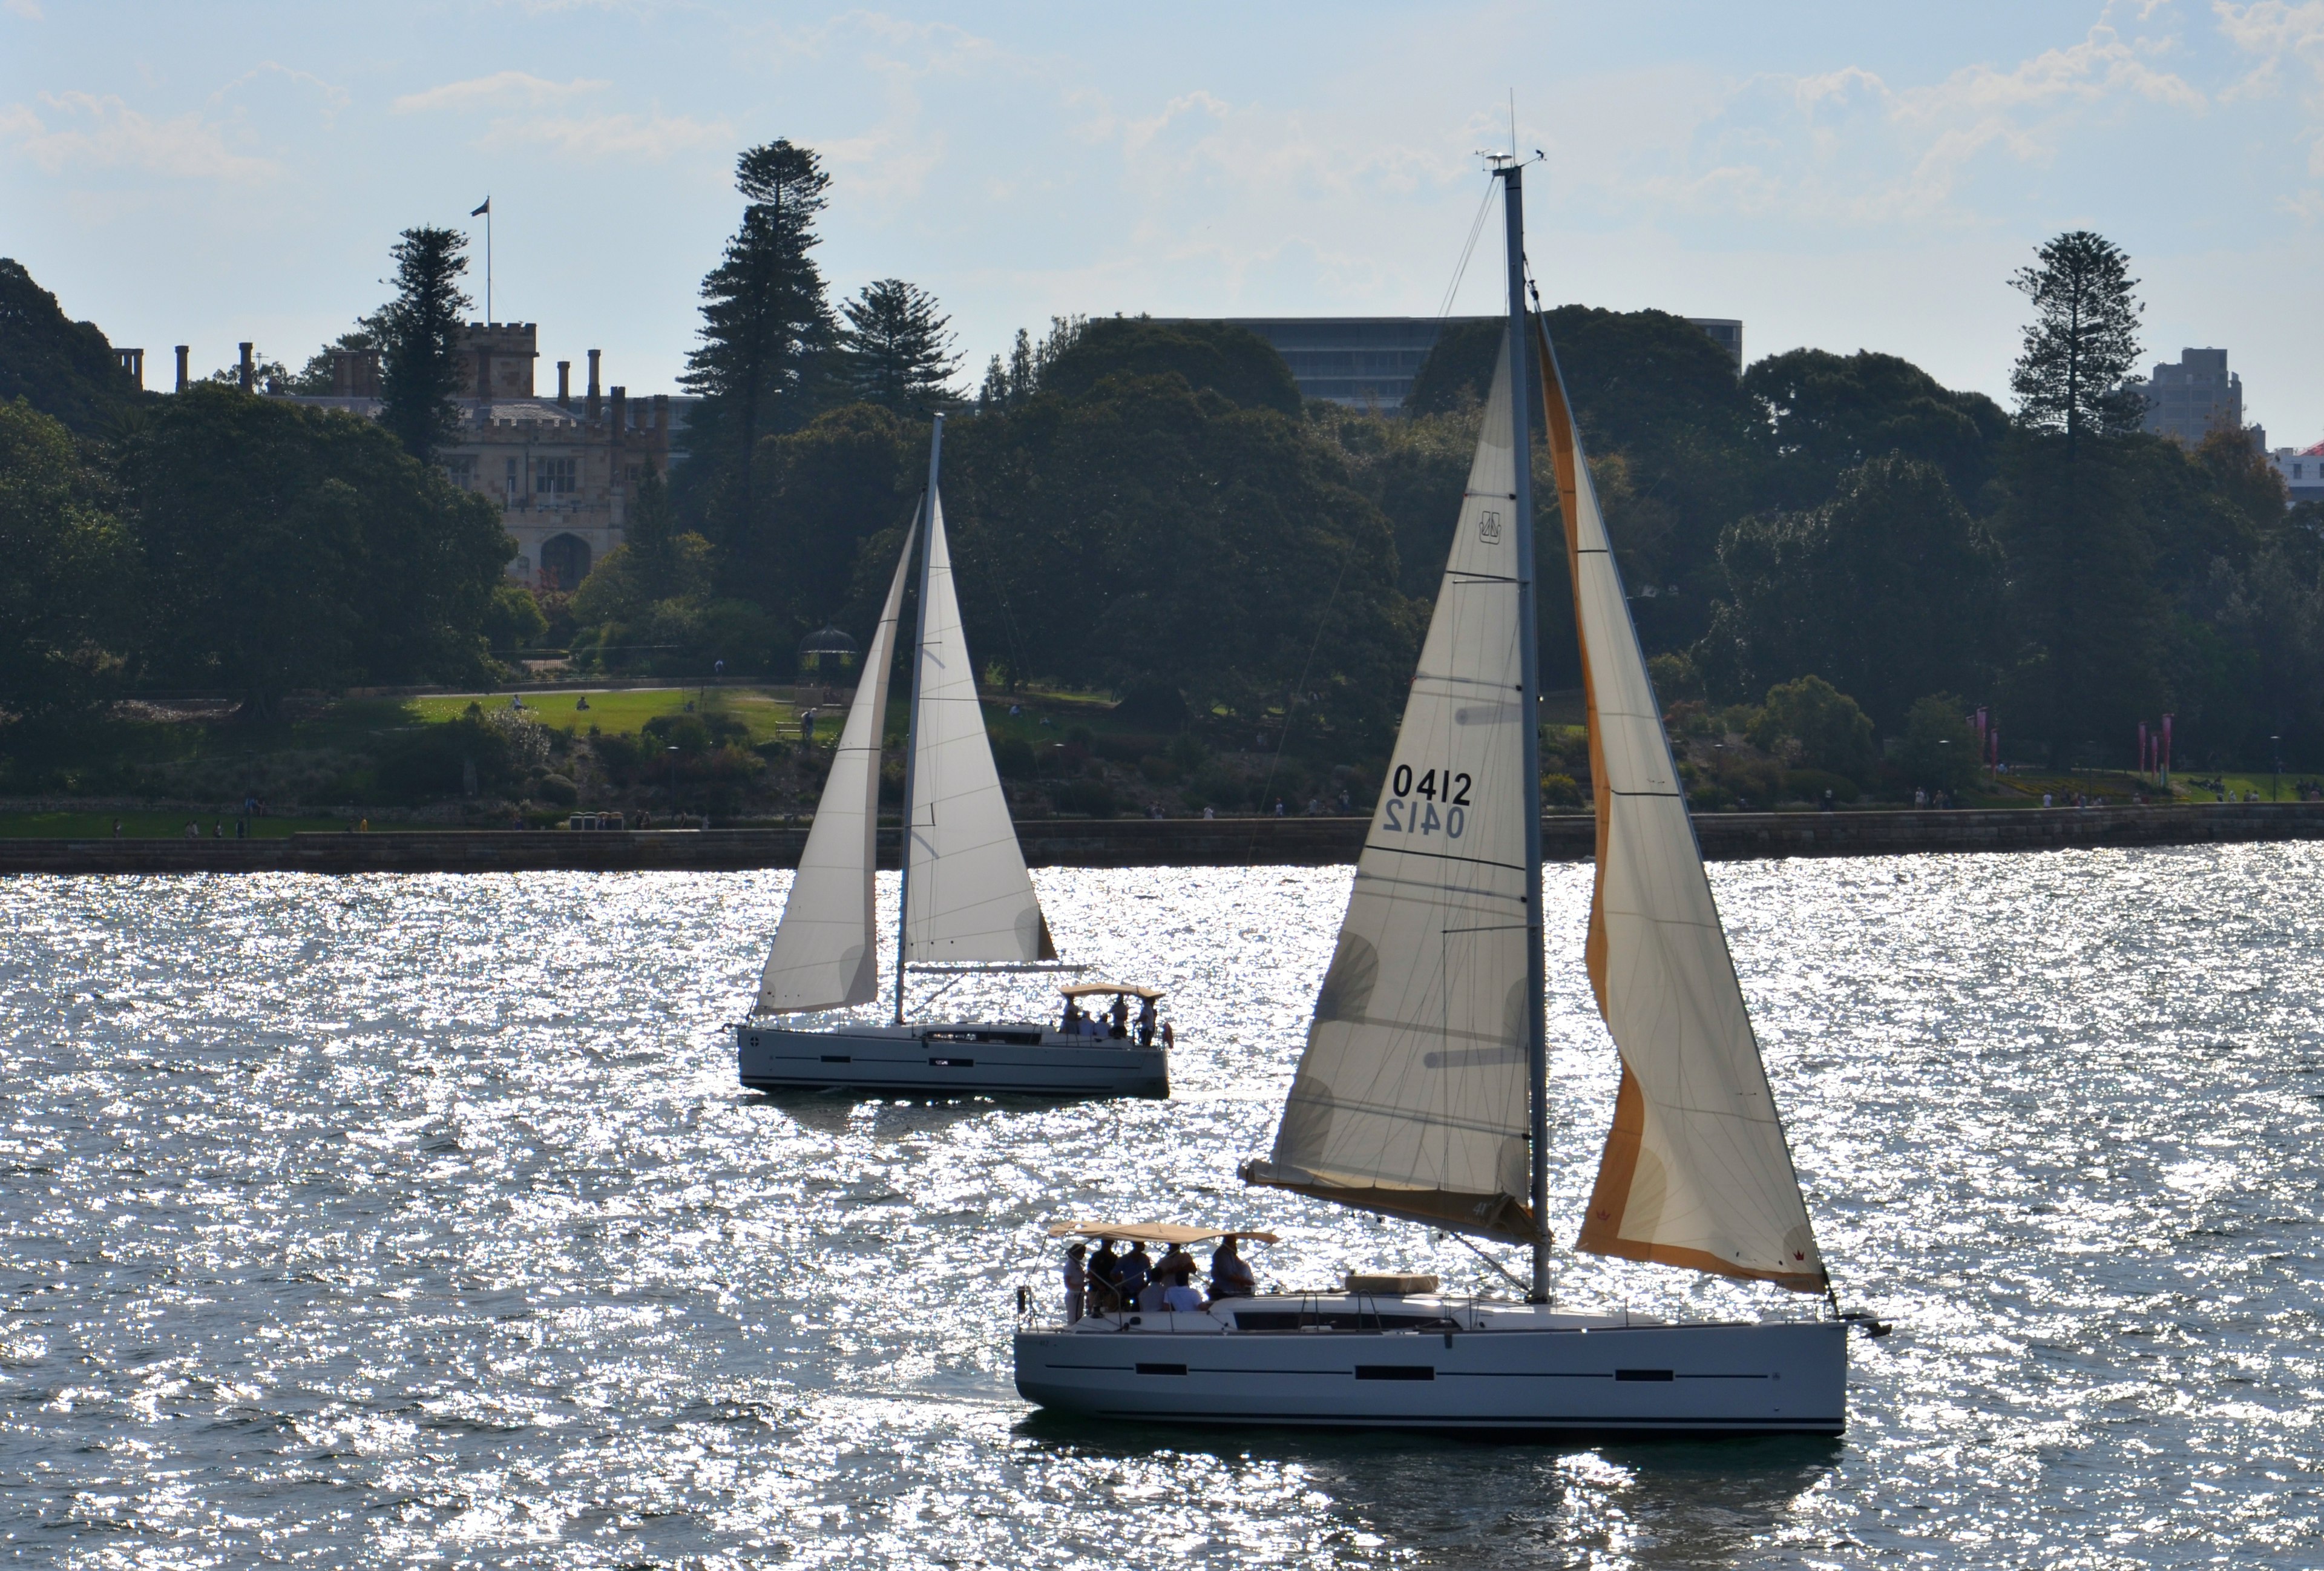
[1744,348,2010,512]
[1747,675,1877,781]
[375,227,472,462]
[991,734,1036,779]
[376,707,517,802]
[290,326,379,394]
[1038,318,1301,415]
[483,582,548,651]
[680,139,837,530]
[112,385,511,709]
[1897,694,1981,792]
[720,403,919,637]
[978,317,1085,411]
[1647,651,1705,706]
[2010,231,2144,454]
[0,398,131,731]
[0,259,145,435]
[838,278,961,411]
[1701,455,2002,731]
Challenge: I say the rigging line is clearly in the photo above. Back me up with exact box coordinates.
[1435,176,1499,323]
[1440,1227,1533,1297]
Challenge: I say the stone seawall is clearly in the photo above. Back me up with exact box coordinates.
[2,803,2319,875]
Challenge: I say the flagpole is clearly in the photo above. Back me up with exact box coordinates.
[472,197,493,321]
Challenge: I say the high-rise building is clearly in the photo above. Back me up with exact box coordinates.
[2129,347,2244,447]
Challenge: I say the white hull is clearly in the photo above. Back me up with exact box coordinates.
[736,1021,1168,1098]
[1014,1294,1846,1435]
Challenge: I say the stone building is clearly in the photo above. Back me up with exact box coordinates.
[2268,440,2324,507]
[273,321,674,590]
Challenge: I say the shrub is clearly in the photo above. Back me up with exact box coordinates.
[992,734,1037,779]
[1541,772,1583,807]
[1748,676,1877,782]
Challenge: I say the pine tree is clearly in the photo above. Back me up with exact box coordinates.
[2009,231,2143,459]
[836,278,960,411]
[375,227,471,463]
[681,140,836,519]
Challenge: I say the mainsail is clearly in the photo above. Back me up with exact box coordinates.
[1243,339,1536,1240]
[902,488,1055,964]
[1535,320,1827,1292]
[754,510,918,1012]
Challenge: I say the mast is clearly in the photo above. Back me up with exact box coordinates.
[1497,162,1551,1303]
[894,413,945,1024]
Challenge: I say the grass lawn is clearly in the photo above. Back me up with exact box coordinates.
[409,687,796,743]
[0,811,350,838]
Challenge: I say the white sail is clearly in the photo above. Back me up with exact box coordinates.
[1244,340,1536,1240]
[903,489,1054,963]
[1535,324,1827,1291]
[753,513,917,1012]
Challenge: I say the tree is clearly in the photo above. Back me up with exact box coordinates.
[1037,318,1301,414]
[2009,231,2144,459]
[838,279,961,412]
[977,317,1085,411]
[0,398,130,734]
[1747,675,1877,781]
[1897,694,1981,793]
[375,226,473,462]
[1699,455,2003,730]
[0,258,144,433]
[720,403,921,638]
[681,139,838,525]
[1743,348,2010,513]
[290,324,381,394]
[113,386,508,713]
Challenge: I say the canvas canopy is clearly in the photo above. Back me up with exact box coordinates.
[1046,1220,1278,1246]
[1060,983,1164,1001]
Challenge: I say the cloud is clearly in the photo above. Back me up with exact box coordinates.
[392,71,610,114]
[484,110,732,160]
[0,91,275,180]
[4,0,44,19]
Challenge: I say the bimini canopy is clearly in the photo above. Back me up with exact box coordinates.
[1059,983,1164,1001]
[1046,1219,1277,1247]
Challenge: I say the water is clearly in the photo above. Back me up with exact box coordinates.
[1,847,2319,1567]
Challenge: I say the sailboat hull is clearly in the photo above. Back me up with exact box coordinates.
[1014,1300,1845,1435]
[736,1022,1168,1098]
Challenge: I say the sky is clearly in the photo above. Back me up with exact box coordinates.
[7,1,2324,441]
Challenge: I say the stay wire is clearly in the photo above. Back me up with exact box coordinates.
[1435,176,1499,323]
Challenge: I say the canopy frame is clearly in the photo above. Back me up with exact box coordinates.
[1046,1219,1276,1247]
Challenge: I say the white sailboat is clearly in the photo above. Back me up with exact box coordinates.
[1014,161,1871,1434]
[735,415,1170,1098]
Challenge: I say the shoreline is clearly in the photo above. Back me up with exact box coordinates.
[2,802,2319,874]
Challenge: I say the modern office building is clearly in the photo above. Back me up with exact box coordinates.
[2129,347,2245,447]
[1195,314,1745,413]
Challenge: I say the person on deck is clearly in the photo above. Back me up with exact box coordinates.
[1088,1239,1121,1315]
[1117,1242,1152,1310]
[1062,1243,1087,1324]
[1209,1236,1256,1301]
[1109,996,1131,1039]
[1136,996,1158,1047]
[1161,1272,1204,1312]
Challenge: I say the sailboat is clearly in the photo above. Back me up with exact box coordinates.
[735,415,1170,1098]
[1013,161,1866,1433]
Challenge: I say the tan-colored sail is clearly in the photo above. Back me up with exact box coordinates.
[1242,338,1537,1243]
[1535,321,1827,1292]
[755,512,917,1012]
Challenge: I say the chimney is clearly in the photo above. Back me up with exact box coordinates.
[586,349,602,420]
[174,345,189,393]
[610,385,627,445]
[238,342,254,394]
[652,392,668,433]
[117,347,144,388]
[557,360,571,406]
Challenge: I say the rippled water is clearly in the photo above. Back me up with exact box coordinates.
[1,846,2320,1567]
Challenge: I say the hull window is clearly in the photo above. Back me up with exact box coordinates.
[820,1055,852,1063]
[1615,1369,1675,1382]
[1135,1363,1189,1376]
[1353,1365,1435,1382]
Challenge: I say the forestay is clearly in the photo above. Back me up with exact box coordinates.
[1243,340,1535,1241]
[755,512,917,1012]
[903,489,1055,963]
[1536,321,1827,1292]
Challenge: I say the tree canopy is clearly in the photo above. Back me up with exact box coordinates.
[838,278,962,412]
[0,259,145,433]
[1037,318,1301,415]
[2010,230,2144,456]
[375,227,472,461]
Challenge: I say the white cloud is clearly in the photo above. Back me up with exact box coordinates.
[0,91,275,180]
[483,110,732,160]
[4,0,44,19]
[392,71,610,114]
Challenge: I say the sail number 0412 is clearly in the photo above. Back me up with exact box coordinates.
[1380,766,1471,838]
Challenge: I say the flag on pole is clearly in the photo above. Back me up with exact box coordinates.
[471,197,490,216]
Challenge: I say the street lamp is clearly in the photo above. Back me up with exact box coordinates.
[2272,734,2282,803]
